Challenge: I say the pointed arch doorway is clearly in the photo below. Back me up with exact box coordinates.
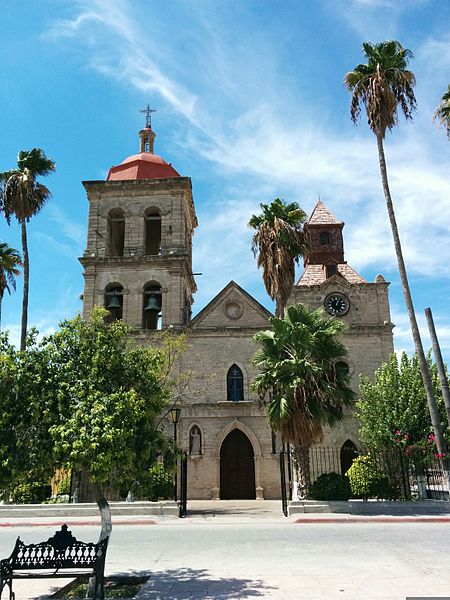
[220,429,256,499]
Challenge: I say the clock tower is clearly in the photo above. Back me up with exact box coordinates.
[288,200,394,445]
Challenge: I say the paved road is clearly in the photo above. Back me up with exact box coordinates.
[1,515,450,599]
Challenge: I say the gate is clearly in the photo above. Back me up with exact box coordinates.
[179,451,188,518]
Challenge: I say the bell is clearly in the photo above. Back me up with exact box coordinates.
[144,295,161,312]
[106,294,121,310]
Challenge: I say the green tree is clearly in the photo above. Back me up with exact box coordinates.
[0,149,55,351]
[248,198,308,317]
[357,352,446,456]
[0,309,179,526]
[0,330,55,497]
[344,41,448,464]
[252,304,354,498]
[434,84,450,138]
[0,242,22,329]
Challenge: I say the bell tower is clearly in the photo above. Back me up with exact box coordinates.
[79,112,198,331]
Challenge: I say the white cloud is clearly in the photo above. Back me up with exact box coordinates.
[47,205,85,250]
[41,0,450,362]
[47,0,201,128]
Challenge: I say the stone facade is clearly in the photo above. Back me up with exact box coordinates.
[79,127,394,501]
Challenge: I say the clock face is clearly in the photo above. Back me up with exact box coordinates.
[325,293,349,316]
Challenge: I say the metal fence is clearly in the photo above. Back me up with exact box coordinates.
[281,446,450,502]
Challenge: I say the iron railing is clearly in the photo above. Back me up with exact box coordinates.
[283,446,450,502]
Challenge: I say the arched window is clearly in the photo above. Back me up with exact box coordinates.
[142,283,162,330]
[320,231,330,245]
[340,440,358,475]
[108,209,125,257]
[189,425,202,456]
[145,209,161,256]
[227,364,244,402]
[104,284,123,323]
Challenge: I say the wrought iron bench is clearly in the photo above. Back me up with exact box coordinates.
[0,524,109,600]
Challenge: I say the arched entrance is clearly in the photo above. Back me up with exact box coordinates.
[220,429,256,499]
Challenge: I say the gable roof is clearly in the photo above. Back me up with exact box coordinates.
[189,280,273,330]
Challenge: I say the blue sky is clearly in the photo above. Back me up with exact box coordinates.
[1,0,449,360]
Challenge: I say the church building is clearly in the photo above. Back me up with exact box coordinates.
[79,117,394,501]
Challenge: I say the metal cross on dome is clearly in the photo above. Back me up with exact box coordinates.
[140,105,157,128]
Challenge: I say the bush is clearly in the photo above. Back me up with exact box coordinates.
[308,472,351,501]
[137,464,173,501]
[57,476,71,496]
[10,481,52,504]
[346,455,399,500]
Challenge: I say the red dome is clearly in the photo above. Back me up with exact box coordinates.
[107,152,180,181]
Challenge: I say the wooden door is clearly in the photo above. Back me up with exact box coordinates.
[220,429,256,499]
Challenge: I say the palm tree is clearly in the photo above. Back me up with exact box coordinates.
[344,41,448,464]
[248,198,308,318]
[434,84,450,138]
[0,242,22,329]
[252,304,354,498]
[0,149,55,351]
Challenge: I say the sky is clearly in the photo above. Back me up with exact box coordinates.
[0,0,449,361]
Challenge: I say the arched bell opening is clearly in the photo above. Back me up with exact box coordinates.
[142,283,162,330]
[220,429,256,499]
[108,208,125,257]
[144,209,161,256]
[104,284,124,323]
[340,439,358,475]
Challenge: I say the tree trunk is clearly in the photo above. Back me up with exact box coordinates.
[376,136,449,477]
[276,300,286,319]
[87,481,111,598]
[20,219,29,352]
[292,444,310,499]
[425,307,450,430]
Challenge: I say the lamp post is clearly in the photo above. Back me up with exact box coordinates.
[170,407,181,501]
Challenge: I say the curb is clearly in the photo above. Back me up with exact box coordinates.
[292,516,450,524]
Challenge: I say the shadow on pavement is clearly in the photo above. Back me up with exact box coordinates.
[123,567,277,599]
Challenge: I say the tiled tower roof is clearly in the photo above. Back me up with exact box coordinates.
[308,200,343,226]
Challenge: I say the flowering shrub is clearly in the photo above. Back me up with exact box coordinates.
[394,429,446,464]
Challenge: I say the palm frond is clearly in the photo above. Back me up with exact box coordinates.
[0,241,22,296]
[344,40,416,138]
[434,84,450,138]
[252,303,354,445]
[249,199,308,315]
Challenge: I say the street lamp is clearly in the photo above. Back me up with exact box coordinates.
[170,407,181,501]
